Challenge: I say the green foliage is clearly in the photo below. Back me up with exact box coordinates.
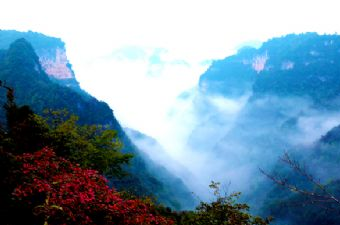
[0,85,133,224]
[1,89,132,177]
[0,38,115,127]
[176,182,271,225]
[44,110,132,176]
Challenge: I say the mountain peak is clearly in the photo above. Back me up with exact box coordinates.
[0,30,80,90]
[5,38,44,76]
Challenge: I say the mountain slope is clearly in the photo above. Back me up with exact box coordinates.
[125,128,197,209]
[188,32,340,222]
[199,32,340,103]
[193,32,340,159]
[0,33,195,210]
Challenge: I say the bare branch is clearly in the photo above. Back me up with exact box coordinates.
[280,152,340,205]
[260,152,340,209]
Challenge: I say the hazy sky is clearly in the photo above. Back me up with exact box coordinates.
[1,0,340,142]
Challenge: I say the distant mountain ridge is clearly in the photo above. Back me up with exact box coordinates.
[193,33,340,156]
[0,30,195,210]
[190,32,340,224]
[200,32,340,106]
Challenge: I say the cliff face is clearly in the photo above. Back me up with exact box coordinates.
[0,30,80,90]
[38,47,81,90]
[39,47,73,79]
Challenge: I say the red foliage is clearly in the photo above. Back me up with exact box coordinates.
[13,147,174,225]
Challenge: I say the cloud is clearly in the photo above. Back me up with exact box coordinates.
[2,1,340,140]
[109,46,147,61]
[294,112,340,146]
[71,44,208,140]
[165,93,340,200]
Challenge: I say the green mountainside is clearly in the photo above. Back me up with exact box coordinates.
[199,32,340,106]
[4,30,340,223]
[191,33,340,224]
[0,32,195,210]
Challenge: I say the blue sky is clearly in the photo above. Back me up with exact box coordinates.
[1,0,340,149]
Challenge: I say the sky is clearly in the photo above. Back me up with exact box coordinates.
[1,0,340,155]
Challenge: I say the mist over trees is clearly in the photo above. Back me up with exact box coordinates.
[0,79,268,224]
[2,29,340,224]
[0,32,269,224]
[182,32,340,224]
[0,32,196,210]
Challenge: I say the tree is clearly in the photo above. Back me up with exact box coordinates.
[177,182,271,225]
[0,84,132,177]
[43,109,132,176]
[13,147,174,225]
[0,83,133,223]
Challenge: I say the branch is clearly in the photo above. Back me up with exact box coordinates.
[280,152,340,205]
[260,152,340,207]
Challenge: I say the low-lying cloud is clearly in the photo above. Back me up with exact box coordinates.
[138,92,340,202]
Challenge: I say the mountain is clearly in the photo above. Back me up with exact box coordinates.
[0,30,195,210]
[199,46,257,97]
[199,32,340,104]
[0,38,114,126]
[261,124,340,225]
[192,32,340,161]
[188,32,340,223]
[0,30,80,90]
[252,33,340,107]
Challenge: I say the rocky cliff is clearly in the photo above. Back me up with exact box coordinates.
[0,30,80,90]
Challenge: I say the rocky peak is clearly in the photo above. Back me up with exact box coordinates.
[0,30,80,90]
